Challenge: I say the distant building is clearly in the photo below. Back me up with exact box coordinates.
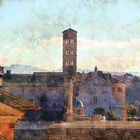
[112,80,127,121]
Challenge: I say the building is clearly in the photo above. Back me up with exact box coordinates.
[112,80,127,121]
[0,69,40,140]
[0,28,126,121]
[62,28,77,76]
[0,102,23,140]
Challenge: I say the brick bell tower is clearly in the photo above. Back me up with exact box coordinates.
[62,28,77,76]
[62,28,77,121]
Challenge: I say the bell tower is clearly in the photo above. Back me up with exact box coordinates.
[62,28,77,121]
[62,28,77,77]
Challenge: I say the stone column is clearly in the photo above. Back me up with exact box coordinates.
[65,78,74,122]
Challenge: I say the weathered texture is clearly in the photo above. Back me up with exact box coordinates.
[65,78,74,121]
[126,82,140,104]
[77,76,113,115]
[47,128,140,140]
[62,28,77,76]
[14,121,140,140]
[2,72,123,119]
[0,102,24,140]
[15,130,48,140]
[112,81,127,120]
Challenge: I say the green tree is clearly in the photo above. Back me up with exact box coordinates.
[94,107,105,116]
[127,104,138,119]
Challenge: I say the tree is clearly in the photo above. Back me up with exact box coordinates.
[127,104,138,119]
[106,110,116,120]
[94,107,105,116]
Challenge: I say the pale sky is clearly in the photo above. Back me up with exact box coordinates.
[0,0,140,72]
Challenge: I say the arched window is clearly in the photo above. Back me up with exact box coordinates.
[66,49,70,55]
[70,61,73,65]
[66,61,73,66]
[70,50,74,55]
[66,62,68,66]
[70,39,74,44]
[93,96,98,106]
[65,39,69,44]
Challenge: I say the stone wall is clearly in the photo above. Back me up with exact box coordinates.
[14,121,50,140]
[126,83,140,104]
[47,127,140,140]
[14,126,140,140]
[3,85,64,110]
[2,73,124,119]
[3,85,65,120]
[14,121,140,140]
[15,130,48,140]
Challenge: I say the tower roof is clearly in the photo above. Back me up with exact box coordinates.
[62,28,77,33]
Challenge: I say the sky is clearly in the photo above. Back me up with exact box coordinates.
[0,0,140,72]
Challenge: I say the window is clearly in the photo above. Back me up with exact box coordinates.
[65,39,69,44]
[70,39,74,44]
[70,50,74,55]
[66,62,68,66]
[65,39,75,44]
[93,96,98,106]
[66,61,73,66]
[66,49,70,55]
[118,87,122,92]
[70,61,73,65]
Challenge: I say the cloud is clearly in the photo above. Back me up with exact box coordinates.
[78,37,140,72]
[0,37,62,70]
[78,37,140,49]
[42,37,62,46]
[79,55,140,72]
[1,36,140,72]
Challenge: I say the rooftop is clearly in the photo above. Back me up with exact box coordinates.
[62,28,77,33]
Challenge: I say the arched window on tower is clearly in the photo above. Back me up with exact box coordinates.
[66,49,70,55]
[66,61,73,66]
[65,39,69,44]
[70,39,74,44]
[70,50,74,55]
[70,61,73,65]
